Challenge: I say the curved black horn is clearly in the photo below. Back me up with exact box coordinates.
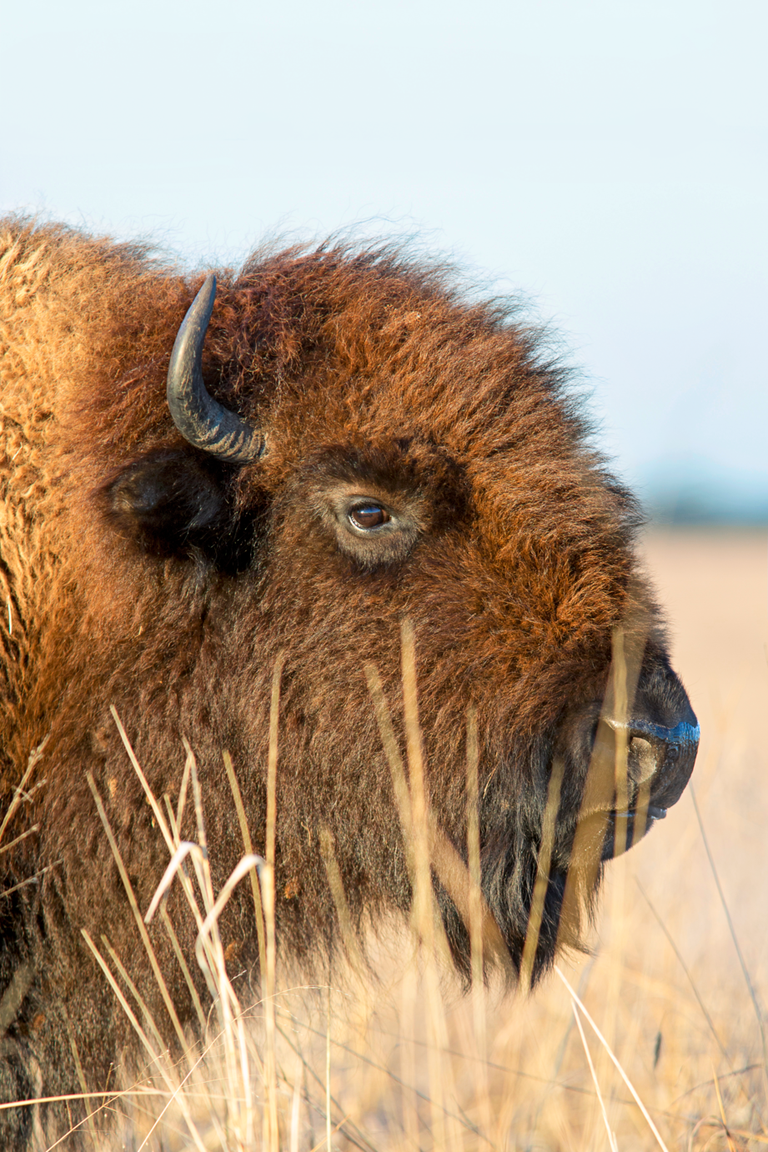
[166,274,265,462]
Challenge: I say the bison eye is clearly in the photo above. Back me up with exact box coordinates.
[324,487,420,568]
[348,503,391,531]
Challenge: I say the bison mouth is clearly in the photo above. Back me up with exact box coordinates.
[602,805,667,859]
[441,665,700,988]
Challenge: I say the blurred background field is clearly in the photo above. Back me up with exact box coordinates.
[108,526,767,1151]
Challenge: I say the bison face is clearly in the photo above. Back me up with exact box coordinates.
[105,271,699,985]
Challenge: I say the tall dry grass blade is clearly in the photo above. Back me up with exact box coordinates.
[319,825,366,980]
[0,823,39,857]
[176,743,193,832]
[556,620,643,953]
[400,619,432,945]
[0,737,47,844]
[163,793,180,844]
[555,965,670,1152]
[144,841,206,925]
[101,934,170,1060]
[302,1043,318,1152]
[0,1088,159,1116]
[401,618,464,1152]
[399,959,421,1152]
[555,760,611,955]
[179,750,256,1147]
[86,773,191,1057]
[367,653,511,974]
[466,705,483,988]
[571,1001,618,1152]
[178,745,232,999]
[632,777,652,851]
[223,749,267,978]
[401,618,447,1152]
[369,626,511,1150]
[290,1052,303,1152]
[611,628,630,859]
[364,663,413,836]
[690,785,768,1085]
[185,744,209,863]
[183,745,209,881]
[60,1001,99,1148]
[109,714,230,1035]
[0,860,60,901]
[110,706,174,855]
[266,652,286,872]
[274,1019,379,1152]
[195,853,265,961]
[466,705,494,1144]
[520,755,566,994]
[325,980,332,1152]
[264,651,286,1152]
[142,837,221,1006]
[427,822,513,973]
[367,648,444,1144]
[80,930,207,1152]
[160,905,207,1032]
[712,1064,739,1152]
[523,958,595,1138]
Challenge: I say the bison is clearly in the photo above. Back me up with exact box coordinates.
[0,216,698,1147]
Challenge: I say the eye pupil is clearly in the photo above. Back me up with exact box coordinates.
[349,504,390,530]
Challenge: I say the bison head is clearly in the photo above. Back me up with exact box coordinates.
[101,263,698,986]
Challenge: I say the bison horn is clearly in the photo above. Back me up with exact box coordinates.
[166,273,265,462]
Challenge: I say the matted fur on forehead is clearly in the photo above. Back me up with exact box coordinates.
[2,216,604,494]
[206,239,589,460]
[197,242,629,529]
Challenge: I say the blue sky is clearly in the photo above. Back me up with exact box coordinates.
[3,0,766,516]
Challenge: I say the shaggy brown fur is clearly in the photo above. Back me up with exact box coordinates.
[0,217,694,1147]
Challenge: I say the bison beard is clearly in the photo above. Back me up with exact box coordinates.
[0,217,698,1148]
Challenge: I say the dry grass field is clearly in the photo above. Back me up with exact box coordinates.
[11,528,767,1151]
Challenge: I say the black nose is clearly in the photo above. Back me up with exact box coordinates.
[591,710,700,860]
[604,716,700,809]
[574,659,700,860]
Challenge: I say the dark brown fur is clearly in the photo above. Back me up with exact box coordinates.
[0,217,689,1147]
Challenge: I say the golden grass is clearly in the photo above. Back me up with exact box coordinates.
[3,526,767,1150]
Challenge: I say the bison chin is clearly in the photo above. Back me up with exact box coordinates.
[436,656,698,988]
[436,813,572,988]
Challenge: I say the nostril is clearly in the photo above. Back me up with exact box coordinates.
[574,711,699,813]
[624,717,700,809]
[629,735,657,784]
[602,717,699,791]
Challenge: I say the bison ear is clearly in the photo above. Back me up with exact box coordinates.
[103,448,255,570]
